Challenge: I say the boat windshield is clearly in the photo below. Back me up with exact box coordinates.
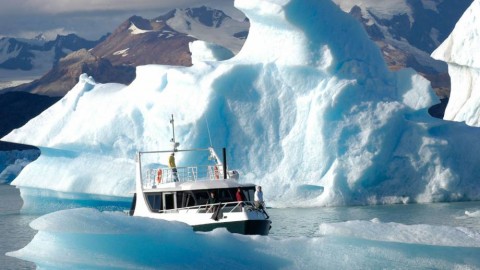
[145,187,256,212]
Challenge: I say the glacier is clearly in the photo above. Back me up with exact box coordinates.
[432,0,480,126]
[3,0,480,208]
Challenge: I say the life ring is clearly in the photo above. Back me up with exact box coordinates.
[214,165,220,180]
[156,169,163,183]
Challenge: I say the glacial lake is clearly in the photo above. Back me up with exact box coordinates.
[1,184,480,269]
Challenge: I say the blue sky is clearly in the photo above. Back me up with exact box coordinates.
[0,0,238,40]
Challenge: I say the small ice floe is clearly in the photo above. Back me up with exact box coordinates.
[465,210,480,218]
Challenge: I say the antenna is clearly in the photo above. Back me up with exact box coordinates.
[170,114,179,151]
[205,118,213,148]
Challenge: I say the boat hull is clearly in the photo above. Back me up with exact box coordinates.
[193,219,271,235]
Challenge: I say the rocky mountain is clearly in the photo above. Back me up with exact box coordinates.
[91,6,249,67]
[0,91,60,138]
[91,15,196,67]
[0,33,106,73]
[3,6,249,97]
[333,0,474,98]
[2,3,472,103]
[9,49,135,97]
[161,6,249,53]
[0,6,248,152]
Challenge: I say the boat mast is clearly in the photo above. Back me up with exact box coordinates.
[170,114,179,151]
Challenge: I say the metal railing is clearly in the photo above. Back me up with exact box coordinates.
[157,201,261,214]
[144,165,225,187]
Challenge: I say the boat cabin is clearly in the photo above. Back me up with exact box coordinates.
[143,181,256,213]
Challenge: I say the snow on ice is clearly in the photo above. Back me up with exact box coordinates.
[7,208,480,269]
[3,0,480,209]
[432,0,480,126]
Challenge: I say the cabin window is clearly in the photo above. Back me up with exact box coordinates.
[163,193,175,210]
[194,191,210,206]
[218,188,235,202]
[147,194,162,212]
[176,192,184,208]
[177,192,195,207]
[245,187,255,201]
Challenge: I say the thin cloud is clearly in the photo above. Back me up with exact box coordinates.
[0,0,230,15]
[0,0,240,40]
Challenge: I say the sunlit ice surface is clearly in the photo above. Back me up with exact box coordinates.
[7,207,480,269]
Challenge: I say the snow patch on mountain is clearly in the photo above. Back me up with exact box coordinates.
[166,7,248,54]
[128,23,153,35]
[112,48,129,57]
[0,39,22,63]
[334,0,413,23]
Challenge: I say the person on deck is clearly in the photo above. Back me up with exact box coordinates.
[236,187,245,201]
[208,191,220,217]
[208,191,218,205]
[254,186,265,209]
[254,186,269,219]
[168,153,179,182]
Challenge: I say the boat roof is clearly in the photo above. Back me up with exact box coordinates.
[143,179,256,193]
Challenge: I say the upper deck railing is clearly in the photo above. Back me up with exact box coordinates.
[144,165,226,188]
[137,148,238,189]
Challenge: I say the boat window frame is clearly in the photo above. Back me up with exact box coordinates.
[192,190,210,206]
[146,193,163,212]
[163,192,177,210]
[243,187,255,201]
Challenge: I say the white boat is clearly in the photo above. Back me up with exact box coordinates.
[129,116,271,235]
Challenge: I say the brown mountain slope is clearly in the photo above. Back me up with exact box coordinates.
[7,49,135,97]
[91,15,195,67]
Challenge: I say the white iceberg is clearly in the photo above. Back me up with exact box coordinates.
[432,0,480,126]
[4,0,480,207]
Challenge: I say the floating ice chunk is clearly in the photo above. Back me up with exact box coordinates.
[7,208,480,269]
[319,220,480,247]
[465,210,480,218]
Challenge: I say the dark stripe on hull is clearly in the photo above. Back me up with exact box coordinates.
[193,220,271,235]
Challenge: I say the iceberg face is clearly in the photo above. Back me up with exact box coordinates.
[432,0,480,125]
[4,0,480,207]
[189,41,235,64]
[7,208,480,269]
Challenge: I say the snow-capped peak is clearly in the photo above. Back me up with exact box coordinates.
[334,0,414,25]
[33,33,47,42]
[128,23,153,35]
[165,7,248,54]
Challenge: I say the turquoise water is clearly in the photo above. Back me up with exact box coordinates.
[1,184,480,269]
[0,185,36,270]
[268,202,480,238]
